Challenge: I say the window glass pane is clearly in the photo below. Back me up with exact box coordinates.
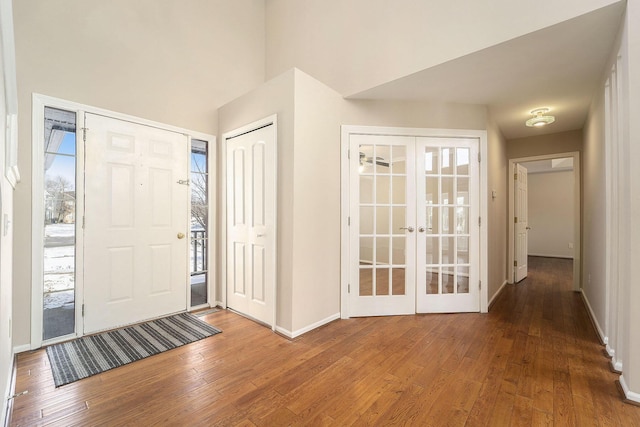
[360,206,374,235]
[426,268,439,294]
[391,268,405,295]
[423,147,439,173]
[43,107,76,341]
[376,175,390,204]
[376,268,390,295]
[375,146,391,174]
[190,139,208,307]
[441,148,454,174]
[359,145,374,174]
[360,175,373,204]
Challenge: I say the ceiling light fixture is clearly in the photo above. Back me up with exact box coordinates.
[525,108,555,127]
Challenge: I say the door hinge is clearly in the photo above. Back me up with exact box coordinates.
[514,216,518,223]
[82,127,88,142]
[82,216,85,229]
[479,280,482,290]
[348,284,351,293]
[82,304,85,316]
[514,172,518,180]
[514,260,517,267]
[478,217,481,227]
[348,149,350,159]
[348,216,351,226]
[478,152,481,163]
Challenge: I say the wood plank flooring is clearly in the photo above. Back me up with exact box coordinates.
[10,257,640,426]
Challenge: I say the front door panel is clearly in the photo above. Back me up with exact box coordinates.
[84,114,189,333]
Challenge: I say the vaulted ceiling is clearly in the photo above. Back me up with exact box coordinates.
[348,2,625,139]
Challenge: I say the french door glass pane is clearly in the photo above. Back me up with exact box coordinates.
[43,107,77,341]
[422,145,472,296]
[358,142,408,297]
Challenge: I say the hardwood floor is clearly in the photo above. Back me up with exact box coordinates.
[10,257,640,426]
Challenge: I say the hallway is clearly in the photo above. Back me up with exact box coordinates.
[10,257,640,425]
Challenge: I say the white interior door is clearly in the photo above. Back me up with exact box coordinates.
[226,123,276,326]
[84,113,189,333]
[416,138,480,313]
[349,135,416,316]
[349,134,480,316]
[514,163,529,282]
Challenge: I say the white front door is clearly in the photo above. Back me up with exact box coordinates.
[416,138,480,313]
[349,135,417,316]
[349,134,480,316]
[226,123,276,326]
[83,113,189,333]
[514,163,529,282]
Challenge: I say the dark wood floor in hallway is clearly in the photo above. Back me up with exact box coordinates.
[10,257,640,426]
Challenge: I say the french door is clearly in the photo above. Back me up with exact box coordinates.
[83,113,189,333]
[349,134,480,316]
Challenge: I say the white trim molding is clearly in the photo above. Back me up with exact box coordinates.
[619,375,640,404]
[275,313,340,339]
[488,280,509,309]
[580,289,607,346]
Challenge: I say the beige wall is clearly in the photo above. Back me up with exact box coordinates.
[507,130,583,159]
[0,43,14,427]
[217,69,296,332]
[266,0,620,96]
[486,115,508,306]
[290,70,344,332]
[527,171,574,258]
[12,0,266,348]
[621,0,640,394]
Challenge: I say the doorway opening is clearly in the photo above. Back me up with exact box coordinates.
[508,153,580,290]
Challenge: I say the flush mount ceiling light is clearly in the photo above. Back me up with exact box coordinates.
[525,108,556,127]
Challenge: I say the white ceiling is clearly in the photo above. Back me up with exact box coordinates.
[348,2,625,140]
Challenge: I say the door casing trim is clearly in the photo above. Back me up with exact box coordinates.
[507,152,581,290]
[31,93,216,349]
[340,125,488,318]
[220,114,278,331]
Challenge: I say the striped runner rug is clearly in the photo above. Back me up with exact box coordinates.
[46,312,221,387]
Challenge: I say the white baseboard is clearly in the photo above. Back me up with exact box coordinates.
[610,357,623,373]
[579,290,607,346]
[275,312,341,339]
[12,344,29,354]
[606,344,615,358]
[619,375,640,403]
[528,253,574,259]
[488,280,508,309]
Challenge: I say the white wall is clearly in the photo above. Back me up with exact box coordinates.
[527,170,574,258]
[266,0,621,96]
[12,0,266,349]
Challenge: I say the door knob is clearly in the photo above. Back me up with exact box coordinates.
[399,226,415,232]
[418,226,426,233]
[177,232,185,239]
[526,226,531,230]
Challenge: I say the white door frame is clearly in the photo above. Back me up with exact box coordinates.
[31,93,216,349]
[340,125,488,318]
[220,114,278,330]
[507,152,581,290]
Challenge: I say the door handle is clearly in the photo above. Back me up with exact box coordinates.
[526,226,531,230]
[418,226,426,233]
[399,226,415,233]
[177,232,185,239]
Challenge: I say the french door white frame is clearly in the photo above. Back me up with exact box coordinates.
[507,152,581,290]
[340,125,488,318]
[220,114,278,331]
[31,94,216,349]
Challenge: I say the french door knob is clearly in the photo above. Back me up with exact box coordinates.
[399,226,415,232]
[418,226,426,233]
